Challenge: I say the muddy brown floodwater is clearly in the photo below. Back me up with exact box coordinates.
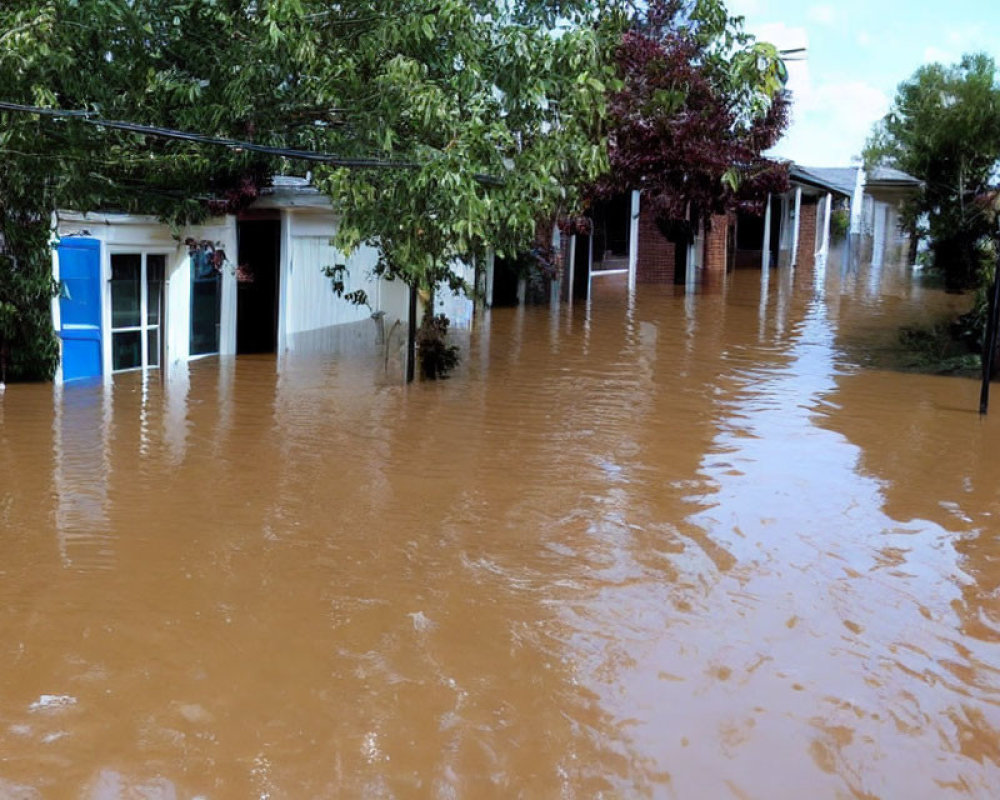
[3,251,1000,798]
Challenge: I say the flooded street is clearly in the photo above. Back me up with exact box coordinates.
[4,252,1000,798]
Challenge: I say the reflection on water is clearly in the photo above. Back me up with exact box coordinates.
[1,251,999,797]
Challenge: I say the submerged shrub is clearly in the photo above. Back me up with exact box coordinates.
[416,313,459,379]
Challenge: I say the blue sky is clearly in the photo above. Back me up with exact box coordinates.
[729,0,1000,167]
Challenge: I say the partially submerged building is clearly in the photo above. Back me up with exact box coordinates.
[52,163,918,383]
[53,177,474,384]
[545,162,921,302]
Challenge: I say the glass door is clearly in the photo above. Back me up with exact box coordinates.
[190,252,221,356]
[110,253,165,372]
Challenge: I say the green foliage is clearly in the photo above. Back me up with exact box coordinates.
[0,0,308,379]
[0,208,59,382]
[308,0,624,296]
[897,322,980,374]
[416,313,459,379]
[0,0,789,381]
[323,263,371,310]
[830,208,850,242]
[603,0,790,221]
[864,53,1000,290]
[0,0,629,379]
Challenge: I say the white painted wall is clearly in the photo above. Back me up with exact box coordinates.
[285,229,379,334]
[432,260,476,329]
[56,212,237,381]
[284,209,472,337]
[55,200,475,378]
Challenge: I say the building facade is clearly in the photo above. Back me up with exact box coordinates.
[52,177,473,384]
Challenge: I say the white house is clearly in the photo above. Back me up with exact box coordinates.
[52,176,474,384]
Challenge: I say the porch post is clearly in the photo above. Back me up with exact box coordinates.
[761,193,772,270]
[850,168,865,234]
[791,187,803,267]
[586,229,593,302]
[49,212,62,385]
[819,192,833,259]
[485,249,495,308]
[566,234,576,303]
[627,189,640,293]
[277,210,292,355]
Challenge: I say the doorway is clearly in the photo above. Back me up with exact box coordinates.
[236,217,281,354]
[109,252,165,372]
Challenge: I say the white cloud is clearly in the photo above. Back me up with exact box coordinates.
[753,22,808,49]
[921,25,993,66]
[945,24,991,51]
[772,80,890,166]
[742,18,889,165]
[726,0,763,17]
[856,31,872,47]
[807,4,837,25]
[923,45,954,65]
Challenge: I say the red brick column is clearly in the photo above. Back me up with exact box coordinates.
[636,204,676,284]
[795,199,818,269]
[703,214,732,273]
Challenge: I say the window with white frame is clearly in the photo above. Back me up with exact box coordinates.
[110,252,165,372]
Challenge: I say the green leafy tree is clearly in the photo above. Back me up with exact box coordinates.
[0,0,303,379]
[599,0,790,223]
[1,0,789,381]
[1,0,626,379]
[305,1,622,331]
[865,53,1000,290]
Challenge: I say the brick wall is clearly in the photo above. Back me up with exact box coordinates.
[795,199,818,269]
[636,204,676,284]
[703,214,732,273]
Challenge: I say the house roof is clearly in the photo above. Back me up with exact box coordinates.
[255,174,333,210]
[787,164,922,197]
[866,166,922,187]
[788,165,856,197]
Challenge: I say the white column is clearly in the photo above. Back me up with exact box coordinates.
[549,224,561,306]
[872,203,888,269]
[850,168,866,234]
[819,192,833,259]
[586,231,593,302]
[761,194,772,270]
[485,249,495,308]
[627,189,640,292]
[566,234,576,304]
[791,187,803,267]
[100,239,112,383]
[49,213,63,385]
[276,210,292,354]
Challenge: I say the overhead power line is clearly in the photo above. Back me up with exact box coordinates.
[0,100,504,185]
[0,100,418,168]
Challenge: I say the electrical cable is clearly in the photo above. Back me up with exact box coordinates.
[0,100,504,185]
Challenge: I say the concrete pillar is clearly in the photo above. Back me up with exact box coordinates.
[850,168,866,234]
[762,193,772,270]
[819,192,833,259]
[485,250,495,308]
[49,213,63,385]
[627,189,640,293]
[277,210,291,354]
[566,234,576,303]
[586,231,593,302]
[791,187,802,267]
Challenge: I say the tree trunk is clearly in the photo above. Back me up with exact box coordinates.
[406,284,417,383]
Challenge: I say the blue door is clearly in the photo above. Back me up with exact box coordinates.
[57,238,103,382]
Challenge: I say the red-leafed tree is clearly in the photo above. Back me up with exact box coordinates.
[599,0,790,223]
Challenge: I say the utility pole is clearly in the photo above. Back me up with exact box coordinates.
[980,237,1000,414]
